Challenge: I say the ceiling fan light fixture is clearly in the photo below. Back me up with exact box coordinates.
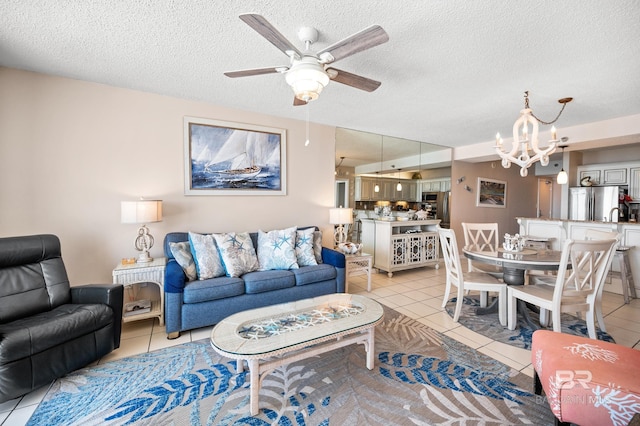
[285,59,330,102]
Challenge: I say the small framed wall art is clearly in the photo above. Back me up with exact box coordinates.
[476,177,506,208]
[184,116,287,196]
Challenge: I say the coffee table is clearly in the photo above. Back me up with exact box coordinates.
[210,293,384,415]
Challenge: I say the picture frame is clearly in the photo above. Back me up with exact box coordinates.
[476,177,506,208]
[184,116,287,196]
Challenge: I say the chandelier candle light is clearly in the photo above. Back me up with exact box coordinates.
[121,199,163,263]
[495,91,572,177]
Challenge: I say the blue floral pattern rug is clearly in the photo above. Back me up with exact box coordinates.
[445,296,615,350]
[28,305,555,425]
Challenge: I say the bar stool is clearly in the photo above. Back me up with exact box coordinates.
[611,246,636,304]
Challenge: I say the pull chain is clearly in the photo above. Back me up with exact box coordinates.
[305,102,310,146]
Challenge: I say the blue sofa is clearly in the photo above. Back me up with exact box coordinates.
[163,227,346,338]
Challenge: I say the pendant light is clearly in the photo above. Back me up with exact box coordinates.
[396,169,402,191]
[375,137,383,193]
[556,145,568,184]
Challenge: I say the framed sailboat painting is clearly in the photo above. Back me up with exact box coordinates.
[183,116,287,195]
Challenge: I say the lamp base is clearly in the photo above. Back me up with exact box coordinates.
[136,251,153,263]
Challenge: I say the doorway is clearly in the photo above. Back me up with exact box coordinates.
[335,179,349,208]
[537,178,553,218]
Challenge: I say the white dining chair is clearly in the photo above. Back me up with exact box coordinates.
[461,222,503,278]
[438,226,507,326]
[507,238,618,339]
[584,229,621,332]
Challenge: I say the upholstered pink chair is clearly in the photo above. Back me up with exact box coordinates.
[532,330,640,425]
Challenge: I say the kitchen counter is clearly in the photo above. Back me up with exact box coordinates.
[516,217,640,226]
[517,217,639,297]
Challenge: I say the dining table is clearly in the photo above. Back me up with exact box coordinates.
[462,243,567,328]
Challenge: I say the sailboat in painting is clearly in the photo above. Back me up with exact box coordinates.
[205,130,265,179]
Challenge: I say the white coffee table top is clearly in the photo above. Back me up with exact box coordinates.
[210,294,384,357]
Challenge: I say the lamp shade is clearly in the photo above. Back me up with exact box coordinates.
[329,207,353,225]
[121,200,163,224]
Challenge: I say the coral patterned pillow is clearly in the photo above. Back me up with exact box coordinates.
[257,227,299,271]
[169,241,197,281]
[295,228,318,267]
[188,232,225,280]
[212,232,259,277]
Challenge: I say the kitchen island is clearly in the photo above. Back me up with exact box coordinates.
[517,217,640,297]
[360,219,441,277]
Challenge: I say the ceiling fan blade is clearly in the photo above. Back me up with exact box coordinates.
[293,97,308,106]
[327,68,381,92]
[239,14,302,58]
[224,67,281,78]
[317,25,389,63]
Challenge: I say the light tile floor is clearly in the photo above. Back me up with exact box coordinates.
[3,266,639,425]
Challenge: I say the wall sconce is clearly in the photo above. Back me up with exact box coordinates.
[121,199,163,263]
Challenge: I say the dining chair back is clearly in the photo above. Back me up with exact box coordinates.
[507,238,618,339]
[438,226,507,325]
[584,229,621,329]
[461,222,502,277]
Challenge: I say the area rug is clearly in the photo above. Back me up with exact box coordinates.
[445,296,616,350]
[27,305,554,425]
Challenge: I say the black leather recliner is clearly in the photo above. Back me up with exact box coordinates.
[0,234,123,403]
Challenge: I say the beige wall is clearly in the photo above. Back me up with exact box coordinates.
[0,67,337,284]
[450,160,538,246]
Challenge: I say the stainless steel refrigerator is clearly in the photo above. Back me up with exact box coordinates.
[421,191,450,228]
[569,186,628,222]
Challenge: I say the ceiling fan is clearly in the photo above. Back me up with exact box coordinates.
[224,14,389,105]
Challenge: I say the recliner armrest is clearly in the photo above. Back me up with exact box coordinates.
[71,283,124,348]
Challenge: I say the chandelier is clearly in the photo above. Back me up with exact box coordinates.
[495,91,572,177]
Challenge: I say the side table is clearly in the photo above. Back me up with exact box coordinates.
[345,252,373,293]
[112,257,166,325]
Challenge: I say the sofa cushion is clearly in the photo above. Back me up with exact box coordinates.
[243,270,295,294]
[257,227,299,271]
[0,304,113,363]
[213,232,259,278]
[188,232,226,280]
[182,277,245,304]
[292,264,337,286]
[169,241,197,281]
[313,231,324,264]
[295,227,318,267]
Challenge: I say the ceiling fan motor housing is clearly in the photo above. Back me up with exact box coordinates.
[285,57,330,102]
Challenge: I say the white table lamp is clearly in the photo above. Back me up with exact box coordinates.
[121,199,163,263]
[329,207,353,246]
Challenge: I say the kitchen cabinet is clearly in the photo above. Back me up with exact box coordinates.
[419,178,451,193]
[576,161,640,187]
[362,219,441,277]
[356,177,419,201]
[603,167,627,185]
[629,167,640,201]
[578,168,601,185]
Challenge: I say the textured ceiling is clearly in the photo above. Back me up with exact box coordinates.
[2,1,640,154]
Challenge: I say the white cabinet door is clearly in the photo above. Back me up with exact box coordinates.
[603,168,627,185]
[629,167,640,200]
[578,168,601,185]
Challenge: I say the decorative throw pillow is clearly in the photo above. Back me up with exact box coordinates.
[188,232,226,280]
[169,241,197,281]
[257,227,299,271]
[295,227,317,267]
[313,230,323,264]
[213,232,259,277]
